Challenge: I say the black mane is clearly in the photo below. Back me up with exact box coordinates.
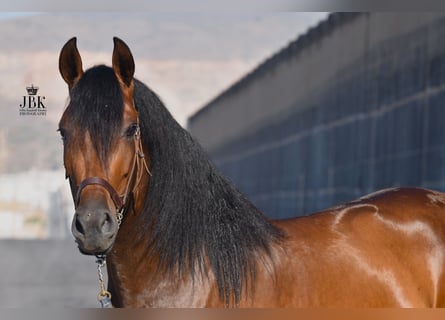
[71,65,283,306]
[134,79,283,306]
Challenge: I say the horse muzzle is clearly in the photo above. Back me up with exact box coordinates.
[72,203,118,255]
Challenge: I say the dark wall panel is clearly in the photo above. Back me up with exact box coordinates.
[191,14,445,219]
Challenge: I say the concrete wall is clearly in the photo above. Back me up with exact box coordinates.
[0,240,100,307]
[190,14,366,151]
[189,12,445,218]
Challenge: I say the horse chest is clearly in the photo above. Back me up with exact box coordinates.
[108,261,216,307]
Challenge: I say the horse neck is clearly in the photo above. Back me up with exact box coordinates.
[105,161,153,303]
[105,85,282,305]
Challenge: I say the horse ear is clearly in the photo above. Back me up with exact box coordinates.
[112,37,135,88]
[59,37,83,89]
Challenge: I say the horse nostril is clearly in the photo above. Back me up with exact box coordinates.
[74,214,86,236]
[101,212,114,234]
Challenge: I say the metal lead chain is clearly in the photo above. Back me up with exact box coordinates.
[96,255,112,308]
[116,209,124,227]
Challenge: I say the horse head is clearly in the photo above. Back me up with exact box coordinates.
[58,37,147,255]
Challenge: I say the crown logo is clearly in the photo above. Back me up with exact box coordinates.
[26,84,39,96]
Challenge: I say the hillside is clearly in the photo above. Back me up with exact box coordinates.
[0,12,327,173]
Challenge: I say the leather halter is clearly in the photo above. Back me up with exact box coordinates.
[74,124,150,219]
[76,177,124,211]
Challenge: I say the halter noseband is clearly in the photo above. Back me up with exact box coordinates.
[74,124,150,224]
[76,177,124,210]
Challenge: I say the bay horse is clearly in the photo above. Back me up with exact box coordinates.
[58,37,445,307]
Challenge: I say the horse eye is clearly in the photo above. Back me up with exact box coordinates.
[57,128,67,141]
[125,123,138,137]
